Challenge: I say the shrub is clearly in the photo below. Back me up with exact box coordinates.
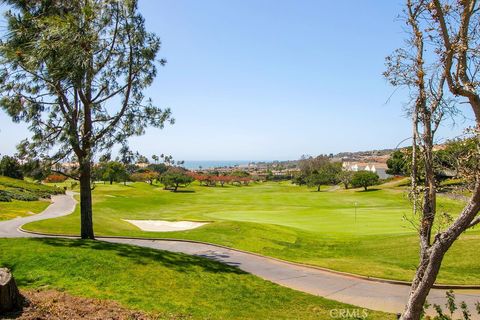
[3,190,39,201]
[0,176,64,196]
[0,191,12,202]
[44,174,68,183]
[425,290,480,320]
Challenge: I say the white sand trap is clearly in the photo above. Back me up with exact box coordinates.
[123,219,208,232]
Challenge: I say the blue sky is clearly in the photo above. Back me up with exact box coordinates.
[0,1,474,161]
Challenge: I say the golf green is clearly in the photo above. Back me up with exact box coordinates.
[24,181,480,284]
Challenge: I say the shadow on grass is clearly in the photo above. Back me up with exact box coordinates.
[171,190,195,193]
[356,188,380,192]
[28,238,245,275]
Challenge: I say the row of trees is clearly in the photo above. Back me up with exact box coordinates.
[0,155,64,182]
[293,156,380,191]
[189,173,253,187]
[0,156,23,180]
[92,160,194,192]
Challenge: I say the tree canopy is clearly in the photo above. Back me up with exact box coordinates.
[351,171,379,191]
[160,168,194,192]
[0,0,173,239]
[0,155,23,179]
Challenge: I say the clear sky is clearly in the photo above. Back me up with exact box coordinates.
[0,1,474,161]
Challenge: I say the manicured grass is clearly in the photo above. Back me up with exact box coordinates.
[0,199,50,220]
[24,181,480,284]
[0,238,391,319]
[0,175,60,220]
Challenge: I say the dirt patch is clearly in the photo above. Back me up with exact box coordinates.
[1,289,152,320]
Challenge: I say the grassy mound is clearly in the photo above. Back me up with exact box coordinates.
[0,238,390,319]
[0,175,64,200]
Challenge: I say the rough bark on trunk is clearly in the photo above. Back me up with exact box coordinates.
[401,182,480,320]
[402,245,445,319]
[0,268,23,313]
[79,160,95,240]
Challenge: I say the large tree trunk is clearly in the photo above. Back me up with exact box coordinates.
[0,268,23,313]
[403,108,439,318]
[79,160,95,240]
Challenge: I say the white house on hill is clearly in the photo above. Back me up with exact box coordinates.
[342,162,391,179]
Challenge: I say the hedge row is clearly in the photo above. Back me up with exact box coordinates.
[0,176,63,196]
[0,189,40,202]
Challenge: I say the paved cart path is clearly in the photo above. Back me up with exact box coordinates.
[1,193,479,318]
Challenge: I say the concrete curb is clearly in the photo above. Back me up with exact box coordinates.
[17,226,480,290]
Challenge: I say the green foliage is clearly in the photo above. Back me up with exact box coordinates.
[160,168,194,192]
[306,173,328,191]
[0,1,173,238]
[386,150,409,175]
[292,174,307,186]
[102,161,128,184]
[266,174,292,181]
[351,171,380,191]
[147,163,168,175]
[0,1,173,161]
[429,290,480,320]
[337,170,354,189]
[230,170,250,178]
[0,156,23,179]
[0,175,63,197]
[130,170,158,185]
[0,175,61,217]
[385,138,479,184]
[435,137,479,182]
[0,190,12,202]
[298,155,330,176]
[21,159,51,181]
[1,189,39,201]
[294,156,342,189]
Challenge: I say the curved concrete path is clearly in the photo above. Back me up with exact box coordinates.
[0,192,77,238]
[1,193,479,318]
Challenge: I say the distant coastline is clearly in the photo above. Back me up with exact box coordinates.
[182,160,255,170]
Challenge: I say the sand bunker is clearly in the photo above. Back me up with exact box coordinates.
[123,219,208,232]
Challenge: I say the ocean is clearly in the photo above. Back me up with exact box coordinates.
[182,160,254,170]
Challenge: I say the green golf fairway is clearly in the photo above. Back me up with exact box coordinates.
[24,181,480,285]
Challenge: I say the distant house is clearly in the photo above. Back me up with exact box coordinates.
[135,162,150,169]
[342,161,391,179]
